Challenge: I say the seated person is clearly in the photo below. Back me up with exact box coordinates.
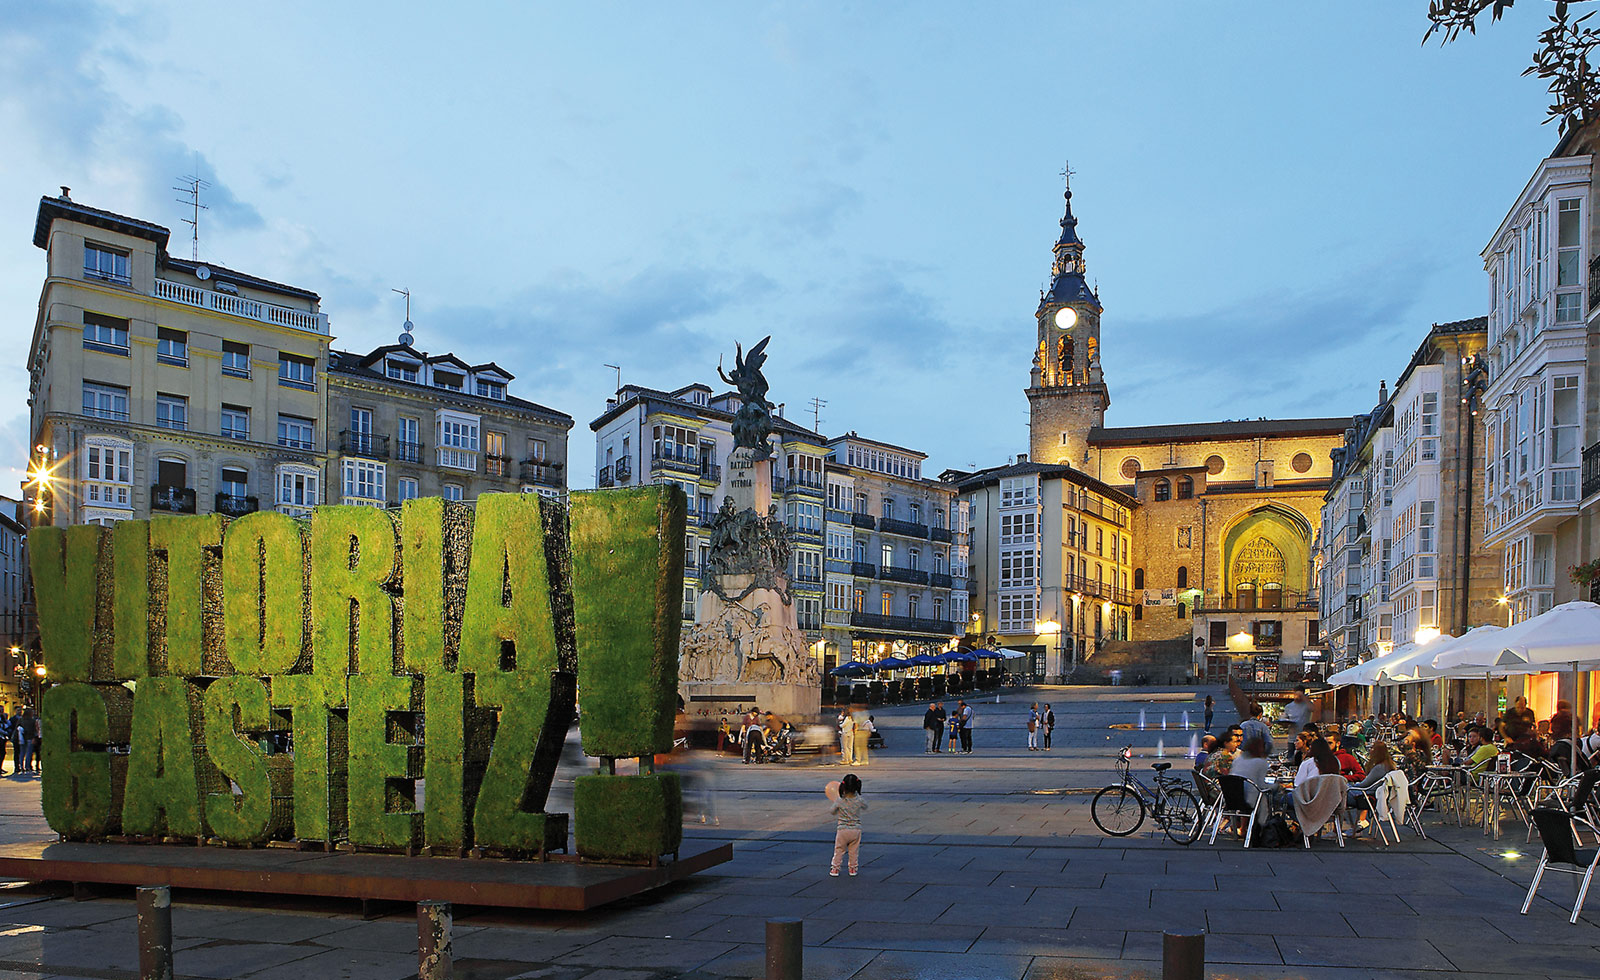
[1463,726,1500,775]
[1230,735,1274,804]
[1201,730,1240,780]
[1331,733,1366,782]
[1193,734,1218,772]
[1422,720,1444,749]
[1295,734,1342,788]
[1347,741,1397,829]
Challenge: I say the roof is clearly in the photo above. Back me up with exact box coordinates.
[589,384,825,443]
[328,348,571,425]
[951,459,1137,508]
[1393,316,1488,393]
[1054,187,1083,248]
[826,431,928,460]
[1040,270,1101,312]
[1088,417,1350,446]
[34,195,169,251]
[163,256,320,303]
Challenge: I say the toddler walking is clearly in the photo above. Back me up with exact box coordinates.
[828,773,867,877]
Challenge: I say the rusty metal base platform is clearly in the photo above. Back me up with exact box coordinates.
[0,839,732,911]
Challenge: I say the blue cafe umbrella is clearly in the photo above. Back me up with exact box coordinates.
[904,654,943,667]
[829,661,873,676]
[874,657,914,671]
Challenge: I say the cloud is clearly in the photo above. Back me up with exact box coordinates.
[770,181,863,240]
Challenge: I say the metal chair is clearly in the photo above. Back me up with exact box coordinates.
[1522,807,1600,924]
[1292,774,1348,849]
[1205,773,1264,848]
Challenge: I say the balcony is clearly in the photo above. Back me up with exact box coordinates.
[339,430,388,459]
[930,527,953,543]
[851,561,876,578]
[520,459,563,487]
[615,456,633,482]
[878,517,929,539]
[154,278,329,334]
[930,572,954,589]
[1584,442,1600,499]
[792,571,823,585]
[1590,254,1600,312]
[699,461,720,483]
[214,493,259,517]
[651,447,699,475]
[485,454,512,478]
[879,565,929,585]
[395,440,423,463]
[776,474,823,496]
[598,465,615,488]
[787,525,823,542]
[1193,590,1318,613]
[850,512,876,530]
[437,447,478,471]
[849,611,957,636]
[151,485,197,514]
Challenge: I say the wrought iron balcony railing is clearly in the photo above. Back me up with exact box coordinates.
[151,485,197,514]
[215,493,259,517]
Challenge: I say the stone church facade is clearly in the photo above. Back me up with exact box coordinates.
[956,182,1348,682]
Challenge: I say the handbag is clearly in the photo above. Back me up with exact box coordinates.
[1027,720,1036,733]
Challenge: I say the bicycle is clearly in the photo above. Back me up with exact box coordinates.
[1090,746,1204,845]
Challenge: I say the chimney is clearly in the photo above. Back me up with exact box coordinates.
[1016,452,1029,463]
[777,403,784,418]
[59,186,71,200]
[1379,379,1388,403]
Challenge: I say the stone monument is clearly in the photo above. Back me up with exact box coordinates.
[678,338,822,719]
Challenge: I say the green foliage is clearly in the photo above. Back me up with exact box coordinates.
[270,673,349,843]
[570,487,684,757]
[347,673,422,849]
[311,507,399,678]
[41,683,130,838]
[223,512,304,675]
[150,515,225,676]
[460,493,555,676]
[470,671,553,851]
[111,520,149,679]
[122,676,214,837]
[573,773,682,864]
[28,525,103,682]
[400,497,446,675]
[422,672,470,850]
[203,676,279,843]
[1426,0,1600,133]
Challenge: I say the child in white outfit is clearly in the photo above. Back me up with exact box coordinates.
[829,774,867,876]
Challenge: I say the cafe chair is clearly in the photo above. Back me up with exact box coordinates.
[1522,807,1600,924]
[1206,774,1265,848]
[1292,774,1348,849]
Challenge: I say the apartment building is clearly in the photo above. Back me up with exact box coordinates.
[0,500,25,711]
[327,344,572,508]
[822,435,964,669]
[26,192,331,527]
[590,383,828,638]
[1319,402,1387,673]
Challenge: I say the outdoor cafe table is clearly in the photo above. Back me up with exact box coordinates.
[1477,769,1539,840]
[1424,764,1470,826]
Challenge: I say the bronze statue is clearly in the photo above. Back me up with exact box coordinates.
[717,336,775,459]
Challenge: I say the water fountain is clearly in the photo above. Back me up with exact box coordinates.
[1156,738,1166,758]
[1186,733,1199,758]
[1162,715,1168,731]
[1138,709,1147,731]
[1181,710,1191,730]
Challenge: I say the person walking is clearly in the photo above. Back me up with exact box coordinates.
[828,774,867,877]
[1041,703,1055,750]
[838,709,857,766]
[923,703,942,754]
[1026,703,1040,751]
[1203,695,1215,733]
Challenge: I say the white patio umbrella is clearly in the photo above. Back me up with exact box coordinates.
[1414,625,1507,679]
[1326,642,1418,688]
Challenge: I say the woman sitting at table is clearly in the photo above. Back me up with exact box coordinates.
[1294,733,1341,788]
[1396,728,1433,776]
[1345,741,1395,831]
[1202,729,1241,781]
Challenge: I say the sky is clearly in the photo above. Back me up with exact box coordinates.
[0,1,1568,489]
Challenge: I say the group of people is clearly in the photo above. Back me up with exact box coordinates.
[1025,702,1055,750]
[920,701,974,754]
[0,709,40,775]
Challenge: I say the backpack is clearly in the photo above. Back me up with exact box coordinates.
[1250,814,1299,848]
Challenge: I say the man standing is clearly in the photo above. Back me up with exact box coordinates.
[1282,691,1313,732]
[1503,696,1536,742]
[1041,703,1055,750]
[1240,703,1274,757]
[957,701,974,754]
[742,708,764,764]
[838,709,857,766]
[923,703,942,753]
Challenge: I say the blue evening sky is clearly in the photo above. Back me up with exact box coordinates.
[0,2,1562,487]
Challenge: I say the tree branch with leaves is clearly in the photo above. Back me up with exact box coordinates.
[1426,0,1600,133]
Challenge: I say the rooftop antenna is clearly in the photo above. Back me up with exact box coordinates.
[172,168,210,262]
[604,363,622,395]
[392,287,415,345]
[808,396,827,433]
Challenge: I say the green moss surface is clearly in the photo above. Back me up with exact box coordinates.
[28,525,103,682]
[150,515,225,677]
[570,487,684,757]
[269,673,349,843]
[347,672,422,849]
[110,521,149,680]
[422,672,470,850]
[41,683,123,838]
[311,507,399,679]
[202,676,278,843]
[470,671,553,852]
[460,494,555,676]
[222,512,304,675]
[573,773,682,864]
[400,498,445,675]
[121,676,214,837]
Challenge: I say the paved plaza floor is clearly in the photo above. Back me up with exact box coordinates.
[0,685,1593,979]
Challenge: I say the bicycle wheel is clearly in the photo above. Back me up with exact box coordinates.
[1091,784,1146,837]
[1158,787,1204,845]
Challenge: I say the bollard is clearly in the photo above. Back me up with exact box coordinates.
[136,886,173,980]
[1162,931,1204,980]
[765,918,802,980]
[418,899,453,980]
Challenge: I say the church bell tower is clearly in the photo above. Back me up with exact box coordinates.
[1026,175,1108,466]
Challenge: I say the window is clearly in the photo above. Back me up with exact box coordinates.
[881,591,892,616]
[277,414,315,451]
[220,467,249,500]
[82,381,129,420]
[442,483,464,502]
[342,458,386,503]
[1557,292,1583,323]
[1095,527,1104,554]
[156,458,188,490]
[277,465,319,516]
[397,478,419,503]
[881,544,894,569]
[651,424,696,463]
[1000,513,1035,545]
[854,589,865,613]
[386,360,419,382]
[1253,621,1282,648]
[1154,479,1171,501]
[155,393,188,430]
[999,593,1037,633]
[81,437,133,509]
[221,340,251,378]
[826,529,851,561]
[82,312,129,351]
[1177,476,1193,499]
[933,596,944,621]
[484,431,508,475]
[1554,468,1578,501]
[279,353,316,389]
[527,437,547,461]
[1133,568,1144,589]
[397,417,421,461]
[475,379,506,400]
[156,327,188,366]
[84,243,130,284]
[909,502,922,525]
[434,370,463,391]
[1209,621,1228,648]
[908,548,921,570]
[1000,478,1035,507]
[882,497,894,520]
[221,405,250,441]
[1557,198,1582,289]
[909,595,920,618]
[999,549,1036,587]
[854,491,868,514]
[1177,566,1188,589]
[437,411,480,470]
